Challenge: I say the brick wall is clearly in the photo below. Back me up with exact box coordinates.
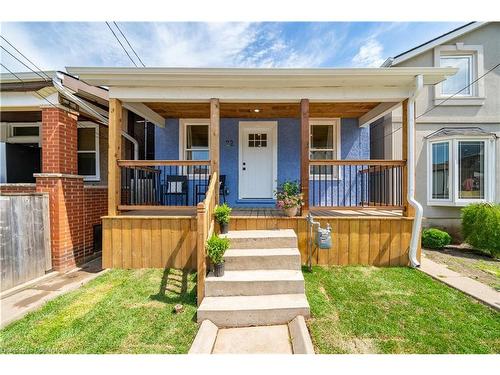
[83,186,108,253]
[41,108,78,174]
[0,184,37,194]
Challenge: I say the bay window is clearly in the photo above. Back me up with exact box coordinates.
[428,136,494,206]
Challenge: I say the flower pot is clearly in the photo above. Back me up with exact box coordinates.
[213,262,225,277]
[284,206,298,217]
[219,222,229,234]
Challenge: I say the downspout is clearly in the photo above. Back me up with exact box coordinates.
[52,73,139,160]
[407,75,424,267]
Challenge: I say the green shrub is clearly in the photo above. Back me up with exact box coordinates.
[214,203,232,224]
[462,203,500,258]
[422,228,452,249]
[206,234,230,264]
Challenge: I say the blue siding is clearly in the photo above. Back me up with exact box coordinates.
[155,117,369,207]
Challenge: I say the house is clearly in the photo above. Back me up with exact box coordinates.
[0,71,153,272]
[66,66,457,307]
[371,22,500,239]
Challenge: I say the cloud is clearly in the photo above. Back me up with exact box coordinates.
[351,38,384,67]
[0,22,341,72]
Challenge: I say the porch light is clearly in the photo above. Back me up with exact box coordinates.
[253,108,260,113]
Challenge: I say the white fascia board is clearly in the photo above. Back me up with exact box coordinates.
[0,91,59,110]
[67,67,458,88]
[0,71,56,83]
[358,102,400,128]
[122,102,166,128]
[391,22,488,66]
[111,86,413,103]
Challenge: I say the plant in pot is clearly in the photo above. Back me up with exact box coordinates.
[214,203,232,234]
[275,180,304,217]
[206,234,230,277]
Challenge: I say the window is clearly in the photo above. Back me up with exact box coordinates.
[440,55,473,96]
[77,123,99,181]
[179,119,210,174]
[434,44,485,105]
[6,123,41,144]
[248,133,267,148]
[309,119,341,178]
[428,137,494,206]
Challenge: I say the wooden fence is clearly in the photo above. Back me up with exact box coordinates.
[0,193,51,292]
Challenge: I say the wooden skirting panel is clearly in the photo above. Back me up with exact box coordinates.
[229,216,416,266]
[102,215,417,269]
[102,216,197,269]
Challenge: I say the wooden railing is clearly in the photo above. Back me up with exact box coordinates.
[309,160,406,209]
[196,171,218,305]
[118,160,211,211]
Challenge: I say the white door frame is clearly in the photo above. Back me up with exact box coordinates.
[238,121,278,200]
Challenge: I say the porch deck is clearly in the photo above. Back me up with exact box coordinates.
[121,207,403,218]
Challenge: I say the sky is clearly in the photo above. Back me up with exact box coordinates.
[0,22,466,72]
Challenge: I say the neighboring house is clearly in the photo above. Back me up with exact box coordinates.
[371,22,500,239]
[66,66,456,306]
[0,71,152,271]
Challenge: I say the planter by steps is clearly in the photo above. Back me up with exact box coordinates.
[219,223,229,234]
[213,262,225,277]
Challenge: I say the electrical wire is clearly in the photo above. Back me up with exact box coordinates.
[113,22,145,67]
[105,21,138,67]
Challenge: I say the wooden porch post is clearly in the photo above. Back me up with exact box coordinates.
[108,98,122,216]
[300,99,310,215]
[210,98,220,204]
[401,99,415,217]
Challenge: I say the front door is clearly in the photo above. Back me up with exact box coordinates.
[239,121,277,199]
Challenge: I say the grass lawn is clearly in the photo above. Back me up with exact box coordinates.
[0,268,198,354]
[304,266,500,354]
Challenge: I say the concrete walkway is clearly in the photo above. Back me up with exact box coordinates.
[419,257,500,311]
[1,257,105,329]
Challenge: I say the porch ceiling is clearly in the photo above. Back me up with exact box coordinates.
[144,102,380,119]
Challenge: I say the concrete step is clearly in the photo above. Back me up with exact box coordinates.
[205,270,304,297]
[221,229,297,249]
[197,294,311,327]
[224,248,301,271]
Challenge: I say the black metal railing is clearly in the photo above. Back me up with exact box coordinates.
[309,160,405,208]
[119,160,211,207]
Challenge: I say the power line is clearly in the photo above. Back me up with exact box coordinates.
[0,62,59,109]
[0,35,51,80]
[370,61,500,143]
[416,61,500,119]
[0,46,49,81]
[113,22,145,67]
[105,21,138,67]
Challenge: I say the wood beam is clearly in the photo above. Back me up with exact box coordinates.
[358,102,400,128]
[210,98,220,204]
[108,98,122,216]
[122,102,166,128]
[401,99,415,217]
[300,99,310,215]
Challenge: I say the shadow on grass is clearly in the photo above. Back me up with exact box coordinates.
[149,268,197,310]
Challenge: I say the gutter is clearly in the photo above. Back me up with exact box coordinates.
[407,75,424,268]
[52,72,139,160]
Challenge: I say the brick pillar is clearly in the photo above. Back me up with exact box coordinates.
[36,107,85,272]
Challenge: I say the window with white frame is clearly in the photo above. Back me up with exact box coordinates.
[434,44,485,104]
[309,119,341,178]
[77,123,100,181]
[440,55,473,96]
[428,137,495,206]
[179,119,210,174]
[6,123,41,144]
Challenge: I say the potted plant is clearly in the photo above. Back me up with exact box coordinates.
[275,180,304,217]
[206,234,230,277]
[214,203,232,234]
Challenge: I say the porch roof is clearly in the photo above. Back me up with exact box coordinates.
[66,67,457,104]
